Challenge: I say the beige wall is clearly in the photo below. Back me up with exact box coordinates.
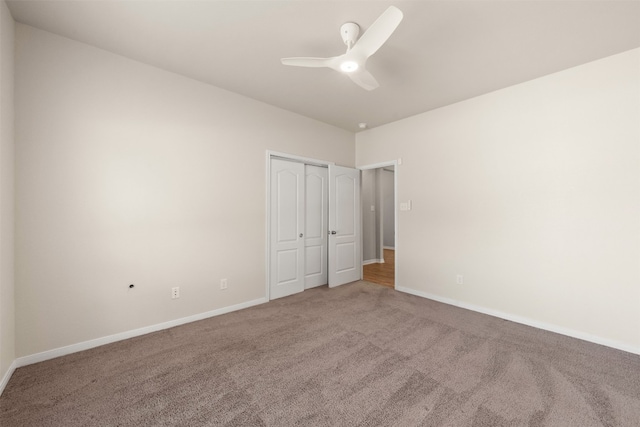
[357,48,640,353]
[0,0,15,385]
[15,24,354,357]
[361,169,377,262]
[381,169,394,248]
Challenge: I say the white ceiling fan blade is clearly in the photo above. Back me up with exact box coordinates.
[281,57,333,68]
[348,68,379,91]
[351,6,403,58]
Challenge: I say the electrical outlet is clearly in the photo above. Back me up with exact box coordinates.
[171,287,180,299]
[220,278,228,290]
[456,275,464,285]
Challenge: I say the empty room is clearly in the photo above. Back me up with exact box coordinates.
[1,0,640,425]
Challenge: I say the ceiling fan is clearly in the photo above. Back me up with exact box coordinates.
[280,6,403,91]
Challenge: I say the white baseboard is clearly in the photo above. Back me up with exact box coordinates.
[15,297,268,369]
[383,246,395,250]
[362,259,384,265]
[0,360,17,396]
[395,286,640,356]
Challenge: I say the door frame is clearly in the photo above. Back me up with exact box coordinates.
[265,151,334,300]
[358,160,399,288]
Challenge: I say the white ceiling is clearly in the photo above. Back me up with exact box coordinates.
[7,0,640,132]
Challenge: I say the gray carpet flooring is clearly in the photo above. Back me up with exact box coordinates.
[1,281,640,426]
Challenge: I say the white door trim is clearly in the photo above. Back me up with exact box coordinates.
[265,151,334,300]
[358,160,399,288]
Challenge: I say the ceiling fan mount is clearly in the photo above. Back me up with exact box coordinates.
[340,22,360,49]
[281,6,404,91]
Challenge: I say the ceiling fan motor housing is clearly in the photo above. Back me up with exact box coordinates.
[340,22,360,48]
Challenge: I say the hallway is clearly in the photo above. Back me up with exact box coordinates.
[363,249,394,288]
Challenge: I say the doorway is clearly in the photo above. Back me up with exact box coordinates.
[360,163,397,288]
[364,248,395,287]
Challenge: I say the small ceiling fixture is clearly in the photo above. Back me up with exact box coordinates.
[358,123,368,129]
[281,6,403,91]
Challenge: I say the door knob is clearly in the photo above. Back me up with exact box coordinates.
[331,231,337,235]
[299,233,303,238]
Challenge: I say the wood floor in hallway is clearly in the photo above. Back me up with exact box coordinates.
[363,249,395,288]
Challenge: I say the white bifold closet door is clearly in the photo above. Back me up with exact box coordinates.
[270,158,360,300]
[270,159,305,299]
[328,164,361,287]
[304,165,328,289]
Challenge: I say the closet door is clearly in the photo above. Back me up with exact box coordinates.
[270,159,305,299]
[305,165,328,288]
[328,165,361,287]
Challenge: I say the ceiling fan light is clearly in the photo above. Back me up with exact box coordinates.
[340,61,359,73]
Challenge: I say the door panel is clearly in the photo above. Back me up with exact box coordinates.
[336,242,356,272]
[336,175,356,235]
[329,165,361,287]
[304,165,328,288]
[270,159,305,299]
[276,170,300,242]
[277,249,299,283]
[305,246,322,274]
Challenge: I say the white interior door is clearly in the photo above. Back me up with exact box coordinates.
[305,165,328,288]
[270,159,305,299]
[328,165,361,287]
